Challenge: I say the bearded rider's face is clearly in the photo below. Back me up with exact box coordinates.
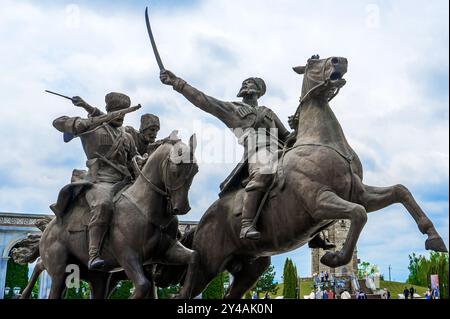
[237,79,259,98]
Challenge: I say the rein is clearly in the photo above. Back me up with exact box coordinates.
[132,149,196,212]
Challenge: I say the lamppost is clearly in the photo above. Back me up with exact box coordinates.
[224,281,230,294]
[4,286,11,298]
[13,286,21,298]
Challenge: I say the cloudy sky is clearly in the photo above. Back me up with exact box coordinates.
[0,0,448,283]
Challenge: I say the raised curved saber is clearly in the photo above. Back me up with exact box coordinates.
[145,6,165,71]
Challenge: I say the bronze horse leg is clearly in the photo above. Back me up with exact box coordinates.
[45,241,69,299]
[87,273,112,299]
[114,248,152,299]
[224,257,270,299]
[162,240,199,298]
[358,183,448,252]
[20,259,45,299]
[313,190,368,268]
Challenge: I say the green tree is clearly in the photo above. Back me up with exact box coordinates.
[282,258,298,299]
[358,261,381,279]
[66,281,90,299]
[157,284,181,299]
[31,275,40,299]
[5,258,29,299]
[407,252,449,299]
[203,273,224,299]
[254,264,278,297]
[110,280,134,299]
[407,253,421,284]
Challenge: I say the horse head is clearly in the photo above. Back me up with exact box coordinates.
[163,132,199,216]
[293,55,348,104]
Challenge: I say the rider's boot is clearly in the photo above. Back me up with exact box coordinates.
[88,224,106,270]
[240,190,264,240]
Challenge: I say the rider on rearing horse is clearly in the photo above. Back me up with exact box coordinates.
[160,70,291,240]
[53,92,139,270]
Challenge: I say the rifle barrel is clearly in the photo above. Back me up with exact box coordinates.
[45,90,73,101]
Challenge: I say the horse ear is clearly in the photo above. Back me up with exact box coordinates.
[169,130,179,141]
[293,65,306,75]
[189,134,197,154]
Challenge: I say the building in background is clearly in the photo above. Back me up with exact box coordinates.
[311,220,359,276]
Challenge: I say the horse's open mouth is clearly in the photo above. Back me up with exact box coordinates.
[330,72,343,81]
[329,72,346,88]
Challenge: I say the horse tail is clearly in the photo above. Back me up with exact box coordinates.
[11,216,53,265]
[153,226,197,288]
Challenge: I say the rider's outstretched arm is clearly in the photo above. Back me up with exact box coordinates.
[160,70,237,128]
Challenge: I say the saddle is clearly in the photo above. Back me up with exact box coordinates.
[50,169,132,219]
[219,149,287,199]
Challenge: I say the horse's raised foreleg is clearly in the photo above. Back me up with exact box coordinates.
[359,183,447,252]
[162,240,199,298]
[313,190,367,268]
[224,257,270,299]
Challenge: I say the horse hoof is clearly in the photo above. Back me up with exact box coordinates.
[425,236,448,252]
[320,252,343,268]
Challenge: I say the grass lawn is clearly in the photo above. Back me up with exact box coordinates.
[379,280,427,299]
[263,280,428,299]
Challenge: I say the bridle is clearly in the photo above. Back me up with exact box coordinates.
[133,151,196,212]
[299,57,341,105]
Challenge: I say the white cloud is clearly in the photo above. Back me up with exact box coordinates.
[0,0,448,281]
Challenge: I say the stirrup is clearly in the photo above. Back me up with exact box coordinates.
[88,255,105,270]
[240,224,261,240]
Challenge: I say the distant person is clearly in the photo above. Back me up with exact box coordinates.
[315,275,320,286]
[425,289,431,300]
[315,288,323,300]
[409,287,415,299]
[252,291,259,299]
[325,271,329,282]
[328,289,335,299]
[340,289,351,299]
[403,287,410,299]
[264,292,270,299]
[309,289,316,299]
[432,288,440,299]
[358,291,368,299]
[323,290,329,299]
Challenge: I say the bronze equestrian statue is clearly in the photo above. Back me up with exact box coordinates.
[52,92,142,270]
[38,92,199,298]
[156,55,447,299]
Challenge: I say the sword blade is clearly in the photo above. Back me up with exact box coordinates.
[145,7,165,71]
